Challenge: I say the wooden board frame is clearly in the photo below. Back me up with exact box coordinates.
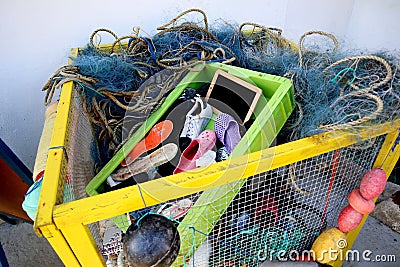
[205,69,263,124]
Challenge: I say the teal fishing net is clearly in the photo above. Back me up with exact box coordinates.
[43,8,400,176]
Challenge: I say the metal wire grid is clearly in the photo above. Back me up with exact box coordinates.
[59,87,103,246]
[61,87,98,203]
[100,192,203,266]
[205,136,384,267]
[99,136,384,267]
[58,85,385,266]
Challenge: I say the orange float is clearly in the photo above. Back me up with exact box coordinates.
[348,189,375,214]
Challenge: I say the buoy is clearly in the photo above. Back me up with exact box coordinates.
[359,168,387,200]
[337,205,363,232]
[122,214,180,267]
[348,189,375,214]
[311,227,347,264]
[33,101,58,181]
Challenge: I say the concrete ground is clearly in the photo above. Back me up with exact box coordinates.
[0,221,62,267]
[342,216,399,267]
[0,216,399,267]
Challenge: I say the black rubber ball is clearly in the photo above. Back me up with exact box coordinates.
[122,214,181,267]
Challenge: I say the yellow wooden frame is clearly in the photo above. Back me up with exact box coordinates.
[35,98,400,266]
[33,48,400,267]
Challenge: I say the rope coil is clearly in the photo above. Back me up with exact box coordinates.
[44,8,400,166]
[298,30,338,67]
[323,55,393,93]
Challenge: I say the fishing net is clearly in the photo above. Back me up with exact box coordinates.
[42,9,400,164]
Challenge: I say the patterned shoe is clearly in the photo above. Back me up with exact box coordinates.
[216,147,229,162]
[101,229,123,256]
[214,113,242,154]
[180,97,213,141]
[157,198,193,220]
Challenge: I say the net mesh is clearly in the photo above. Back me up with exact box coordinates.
[60,87,103,247]
[98,136,384,266]
[187,137,383,267]
[60,87,98,203]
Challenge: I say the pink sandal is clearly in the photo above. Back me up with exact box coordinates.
[173,130,216,174]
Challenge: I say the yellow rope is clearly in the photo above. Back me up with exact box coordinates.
[298,30,338,67]
[319,92,384,130]
[323,55,393,93]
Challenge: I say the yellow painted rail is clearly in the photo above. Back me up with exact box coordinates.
[35,114,400,266]
[54,120,400,227]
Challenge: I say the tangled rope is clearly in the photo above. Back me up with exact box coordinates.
[323,55,393,93]
[43,8,400,163]
[42,65,98,105]
[316,55,392,130]
[239,22,287,50]
[157,8,209,32]
[319,92,384,130]
[298,30,338,67]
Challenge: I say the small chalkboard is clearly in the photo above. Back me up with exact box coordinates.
[205,70,262,124]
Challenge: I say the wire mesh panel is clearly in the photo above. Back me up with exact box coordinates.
[98,135,385,267]
[100,191,204,266]
[204,137,384,266]
[58,87,103,246]
[60,87,99,203]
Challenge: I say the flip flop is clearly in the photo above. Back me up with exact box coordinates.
[214,113,241,154]
[113,143,178,181]
[157,198,193,219]
[121,120,173,167]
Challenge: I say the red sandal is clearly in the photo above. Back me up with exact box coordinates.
[121,120,173,166]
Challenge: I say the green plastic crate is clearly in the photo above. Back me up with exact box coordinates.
[86,63,295,233]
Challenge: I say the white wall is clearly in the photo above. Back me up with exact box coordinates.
[284,0,355,41]
[0,0,399,170]
[346,0,400,50]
